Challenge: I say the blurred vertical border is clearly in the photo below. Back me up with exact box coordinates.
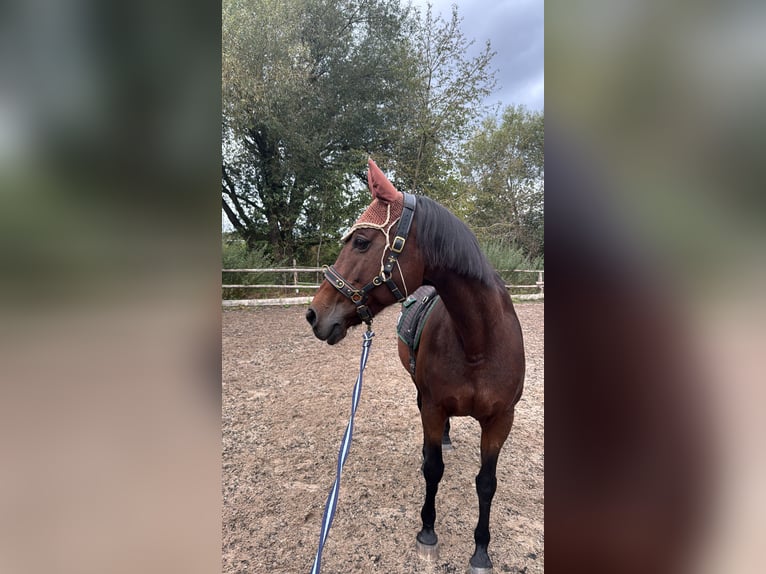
[546,1,766,573]
[0,1,221,573]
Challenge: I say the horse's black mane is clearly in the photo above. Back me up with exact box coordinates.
[413,195,501,288]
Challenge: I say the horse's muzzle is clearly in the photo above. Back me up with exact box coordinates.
[306,306,347,345]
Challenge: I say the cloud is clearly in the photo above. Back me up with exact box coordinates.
[412,0,544,111]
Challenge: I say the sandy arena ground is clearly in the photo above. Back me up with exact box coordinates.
[222,302,543,573]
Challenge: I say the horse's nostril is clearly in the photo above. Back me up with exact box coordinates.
[305,307,317,327]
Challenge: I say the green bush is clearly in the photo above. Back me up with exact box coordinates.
[480,240,543,290]
[222,239,275,298]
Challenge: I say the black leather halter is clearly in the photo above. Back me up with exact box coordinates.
[323,192,417,325]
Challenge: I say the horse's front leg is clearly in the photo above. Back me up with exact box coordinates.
[416,407,446,561]
[470,413,513,573]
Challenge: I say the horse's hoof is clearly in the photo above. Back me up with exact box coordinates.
[416,539,439,561]
[442,441,454,452]
[468,554,493,573]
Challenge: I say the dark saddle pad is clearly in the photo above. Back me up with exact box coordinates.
[397,285,440,376]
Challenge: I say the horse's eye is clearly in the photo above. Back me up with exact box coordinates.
[353,236,371,252]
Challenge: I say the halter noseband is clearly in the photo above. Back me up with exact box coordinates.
[323,192,417,325]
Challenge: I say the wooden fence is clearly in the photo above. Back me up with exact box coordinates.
[222,268,543,306]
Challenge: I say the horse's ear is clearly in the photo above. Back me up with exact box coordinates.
[367,158,401,204]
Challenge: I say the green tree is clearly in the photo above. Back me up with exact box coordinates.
[222,0,414,259]
[390,3,497,198]
[222,0,501,262]
[462,105,544,258]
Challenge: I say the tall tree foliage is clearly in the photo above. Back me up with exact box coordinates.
[222,0,499,261]
[222,0,413,259]
[462,105,544,258]
[391,4,497,197]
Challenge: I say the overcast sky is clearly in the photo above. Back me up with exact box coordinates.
[409,0,544,112]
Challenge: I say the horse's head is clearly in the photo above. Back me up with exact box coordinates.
[306,159,423,344]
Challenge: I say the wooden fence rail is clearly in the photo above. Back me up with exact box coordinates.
[222,268,543,305]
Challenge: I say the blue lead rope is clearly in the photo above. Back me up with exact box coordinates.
[310,327,375,574]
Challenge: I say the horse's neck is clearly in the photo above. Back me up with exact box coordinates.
[427,273,507,360]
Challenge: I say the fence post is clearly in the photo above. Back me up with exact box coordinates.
[293,259,299,294]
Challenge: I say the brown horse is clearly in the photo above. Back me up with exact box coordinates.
[306,159,525,573]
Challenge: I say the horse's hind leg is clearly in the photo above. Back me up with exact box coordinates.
[469,412,514,573]
[442,417,453,450]
[416,407,446,561]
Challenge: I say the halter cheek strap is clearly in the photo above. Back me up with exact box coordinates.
[380,192,416,301]
[323,192,417,325]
